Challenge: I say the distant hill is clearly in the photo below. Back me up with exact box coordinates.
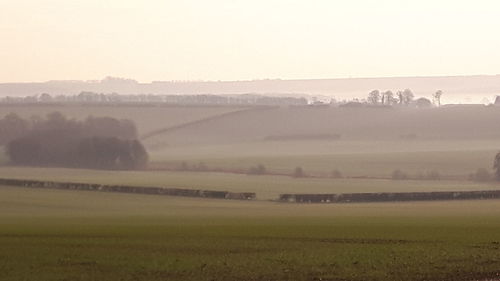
[1,75,500,103]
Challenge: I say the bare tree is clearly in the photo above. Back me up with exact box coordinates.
[396,91,404,105]
[433,90,443,107]
[367,90,381,105]
[382,90,395,105]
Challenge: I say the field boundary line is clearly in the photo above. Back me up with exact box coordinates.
[140,106,277,140]
[279,190,500,203]
[0,178,256,200]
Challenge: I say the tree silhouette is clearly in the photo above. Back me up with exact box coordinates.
[4,112,147,170]
[367,90,381,105]
[433,90,443,107]
[402,89,414,105]
[493,152,500,180]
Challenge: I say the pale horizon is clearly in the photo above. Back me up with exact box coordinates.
[1,0,500,83]
[3,73,500,84]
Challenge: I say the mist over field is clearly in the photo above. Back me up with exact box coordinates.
[2,0,500,280]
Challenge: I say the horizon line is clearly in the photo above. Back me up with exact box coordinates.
[2,73,500,84]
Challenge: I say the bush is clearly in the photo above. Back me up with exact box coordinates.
[415,170,441,180]
[248,164,266,175]
[292,166,305,178]
[193,162,208,171]
[425,170,441,180]
[469,168,492,182]
[330,169,343,178]
[391,169,408,180]
[177,161,189,171]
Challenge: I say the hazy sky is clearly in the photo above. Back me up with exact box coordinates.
[1,0,499,82]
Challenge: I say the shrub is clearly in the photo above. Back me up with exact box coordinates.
[469,168,492,182]
[193,162,208,171]
[391,169,408,180]
[330,169,343,178]
[415,170,441,180]
[292,166,305,178]
[425,170,441,180]
[177,161,189,171]
[248,164,266,175]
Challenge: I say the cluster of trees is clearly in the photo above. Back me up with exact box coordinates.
[0,112,136,145]
[1,112,147,170]
[367,89,414,106]
[366,89,443,108]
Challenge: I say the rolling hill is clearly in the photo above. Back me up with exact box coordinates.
[145,105,500,147]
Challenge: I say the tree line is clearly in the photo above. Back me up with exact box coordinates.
[0,92,308,106]
[0,112,148,170]
[366,89,443,107]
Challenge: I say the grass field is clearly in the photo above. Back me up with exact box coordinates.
[1,186,500,281]
[1,166,500,200]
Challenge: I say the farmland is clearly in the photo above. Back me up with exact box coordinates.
[1,186,500,281]
[1,104,500,280]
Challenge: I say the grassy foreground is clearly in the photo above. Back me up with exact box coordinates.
[1,186,500,281]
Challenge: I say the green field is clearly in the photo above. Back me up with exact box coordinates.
[1,186,500,281]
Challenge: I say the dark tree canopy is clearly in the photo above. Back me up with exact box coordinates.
[4,112,147,170]
[0,113,30,145]
[76,137,148,170]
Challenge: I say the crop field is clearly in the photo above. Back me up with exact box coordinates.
[1,166,500,200]
[1,186,500,281]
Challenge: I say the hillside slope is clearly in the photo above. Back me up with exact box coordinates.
[146,105,500,146]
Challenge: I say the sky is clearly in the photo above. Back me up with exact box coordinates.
[1,0,499,83]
